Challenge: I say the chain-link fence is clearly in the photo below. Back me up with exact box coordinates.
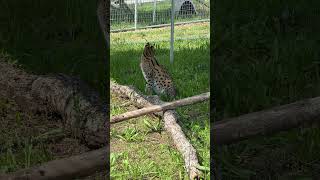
[110,0,210,32]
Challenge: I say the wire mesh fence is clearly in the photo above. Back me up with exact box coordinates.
[110,0,210,32]
[110,0,210,64]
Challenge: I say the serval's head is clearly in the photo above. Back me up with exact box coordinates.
[143,42,155,57]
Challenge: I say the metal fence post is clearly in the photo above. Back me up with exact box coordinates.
[170,0,174,64]
[153,0,157,23]
[134,0,138,30]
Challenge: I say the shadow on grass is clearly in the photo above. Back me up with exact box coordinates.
[213,0,320,178]
[110,41,210,99]
[0,0,108,99]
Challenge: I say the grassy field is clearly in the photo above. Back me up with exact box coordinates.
[111,94,188,179]
[110,22,210,179]
[0,0,107,177]
[213,0,320,178]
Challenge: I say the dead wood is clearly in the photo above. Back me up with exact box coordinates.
[4,148,108,180]
[0,60,108,149]
[213,96,320,145]
[110,81,203,180]
[111,92,210,123]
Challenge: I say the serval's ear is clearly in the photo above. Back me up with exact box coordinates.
[145,43,150,49]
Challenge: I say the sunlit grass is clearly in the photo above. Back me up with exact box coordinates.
[110,22,210,179]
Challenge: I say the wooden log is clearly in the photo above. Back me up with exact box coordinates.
[4,148,108,180]
[0,59,108,149]
[213,96,320,145]
[110,81,203,180]
[111,92,210,123]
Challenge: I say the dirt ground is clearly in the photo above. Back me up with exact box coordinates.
[0,96,107,179]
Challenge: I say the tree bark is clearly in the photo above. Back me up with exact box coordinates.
[4,148,108,180]
[0,59,108,148]
[110,81,203,180]
[213,96,320,145]
[111,92,210,123]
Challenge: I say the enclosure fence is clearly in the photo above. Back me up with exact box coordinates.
[110,0,210,32]
[110,0,210,63]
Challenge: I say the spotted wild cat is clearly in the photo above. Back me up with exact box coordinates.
[140,43,176,98]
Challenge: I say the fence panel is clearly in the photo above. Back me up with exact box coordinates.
[110,0,210,32]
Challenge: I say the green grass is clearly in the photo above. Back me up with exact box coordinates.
[110,146,187,179]
[213,0,320,178]
[137,1,171,13]
[0,97,54,173]
[110,22,210,178]
[111,95,189,179]
[112,22,209,42]
[0,143,53,173]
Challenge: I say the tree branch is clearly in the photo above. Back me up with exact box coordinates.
[111,92,210,124]
[5,148,108,180]
[213,96,320,145]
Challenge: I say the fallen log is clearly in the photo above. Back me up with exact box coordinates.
[4,148,108,180]
[213,96,320,145]
[110,81,203,180]
[0,59,108,148]
[111,92,210,123]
